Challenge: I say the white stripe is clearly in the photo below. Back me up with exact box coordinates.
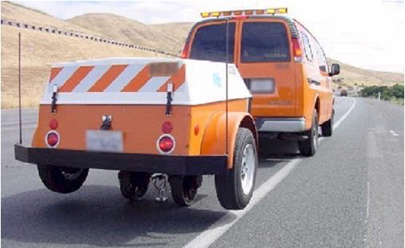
[104,64,144,92]
[50,66,78,90]
[72,65,110,92]
[183,98,357,248]
[138,77,169,92]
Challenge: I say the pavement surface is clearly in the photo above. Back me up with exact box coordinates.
[1,97,403,248]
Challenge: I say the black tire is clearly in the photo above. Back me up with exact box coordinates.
[215,128,258,210]
[37,165,89,194]
[118,171,150,201]
[299,109,319,157]
[169,175,202,207]
[321,109,334,137]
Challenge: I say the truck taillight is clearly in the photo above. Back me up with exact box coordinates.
[292,38,303,62]
[49,119,58,129]
[162,121,173,133]
[157,135,175,154]
[180,41,190,58]
[46,131,60,148]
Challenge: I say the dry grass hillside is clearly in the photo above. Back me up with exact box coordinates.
[68,14,185,54]
[1,25,159,108]
[1,1,102,36]
[328,58,404,89]
[150,22,194,52]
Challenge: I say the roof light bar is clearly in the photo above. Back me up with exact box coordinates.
[200,8,288,18]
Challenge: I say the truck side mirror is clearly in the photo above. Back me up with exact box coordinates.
[329,63,340,76]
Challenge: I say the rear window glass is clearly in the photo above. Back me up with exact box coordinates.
[241,22,290,63]
[190,23,235,63]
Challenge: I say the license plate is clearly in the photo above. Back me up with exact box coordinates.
[86,130,123,153]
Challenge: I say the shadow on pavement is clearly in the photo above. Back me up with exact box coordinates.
[1,185,232,247]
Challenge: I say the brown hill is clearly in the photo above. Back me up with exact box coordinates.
[68,13,182,54]
[150,22,194,53]
[328,58,404,89]
[1,1,102,36]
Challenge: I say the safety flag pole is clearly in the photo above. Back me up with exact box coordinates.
[225,19,229,155]
[18,32,22,144]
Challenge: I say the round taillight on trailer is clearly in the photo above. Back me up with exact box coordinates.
[162,121,173,133]
[45,131,60,147]
[157,134,175,154]
[49,119,58,129]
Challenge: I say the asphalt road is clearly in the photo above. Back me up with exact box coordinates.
[1,97,403,248]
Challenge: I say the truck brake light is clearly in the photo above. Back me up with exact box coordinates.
[180,41,190,58]
[292,38,303,62]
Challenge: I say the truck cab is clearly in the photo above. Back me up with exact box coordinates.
[181,8,340,156]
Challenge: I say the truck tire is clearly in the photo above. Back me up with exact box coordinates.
[321,109,334,137]
[119,171,150,201]
[37,165,89,194]
[215,128,258,210]
[299,109,319,157]
[169,175,202,207]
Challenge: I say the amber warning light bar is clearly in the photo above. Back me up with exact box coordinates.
[201,7,288,18]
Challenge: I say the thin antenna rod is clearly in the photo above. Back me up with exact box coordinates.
[225,19,229,155]
[18,32,22,144]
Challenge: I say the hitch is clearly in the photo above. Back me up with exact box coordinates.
[152,174,168,202]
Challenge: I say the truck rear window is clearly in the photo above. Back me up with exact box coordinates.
[241,22,290,63]
[189,23,235,63]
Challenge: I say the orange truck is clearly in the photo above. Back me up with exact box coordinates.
[15,58,259,210]
[181,8,340,156]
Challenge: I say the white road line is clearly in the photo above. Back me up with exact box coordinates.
[366,180,371,223]
[183,98,357,248]
[389,130,399,137]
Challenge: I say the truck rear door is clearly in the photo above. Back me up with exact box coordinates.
[236,18,297,117]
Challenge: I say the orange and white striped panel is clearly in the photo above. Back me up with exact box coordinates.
[48,63,186,93]
[41,58,251,106]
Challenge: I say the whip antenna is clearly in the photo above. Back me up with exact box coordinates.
[225,19,229,155]
[18,32,22,144]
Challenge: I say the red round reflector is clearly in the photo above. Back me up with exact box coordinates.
[49,119,58,129]
[158,136,174,153]
[162,121,173,133]
[46,132,59,147]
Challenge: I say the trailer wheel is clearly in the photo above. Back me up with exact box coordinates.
[119,171,150,201]
[37,165,89,194]
[299,109,319,156]
[215,127,258,210]
[321,108,334,137]
[169,175,202,207]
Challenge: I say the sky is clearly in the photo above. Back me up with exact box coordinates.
[15,0,405,73]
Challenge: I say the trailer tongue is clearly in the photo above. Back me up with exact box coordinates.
[15,57,259,210]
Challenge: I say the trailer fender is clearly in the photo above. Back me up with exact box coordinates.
[201,112,257,169]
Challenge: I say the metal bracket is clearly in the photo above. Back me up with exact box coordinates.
[165,83,173,116]
[51,85,58,113]
[100,115,112,130]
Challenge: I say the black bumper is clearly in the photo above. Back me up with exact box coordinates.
[14,144,228,175]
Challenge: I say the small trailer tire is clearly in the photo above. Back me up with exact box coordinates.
[119,171,151,201]
[215,128,258,210]
[169,175,202,207]
[37,165,89,194]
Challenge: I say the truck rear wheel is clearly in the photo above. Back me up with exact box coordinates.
[299,109,319,156]
[37,165,89,194]
[119,171,151,201]
[215,128,258,210]
[169,175,202,206]
[321,109,334,137]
